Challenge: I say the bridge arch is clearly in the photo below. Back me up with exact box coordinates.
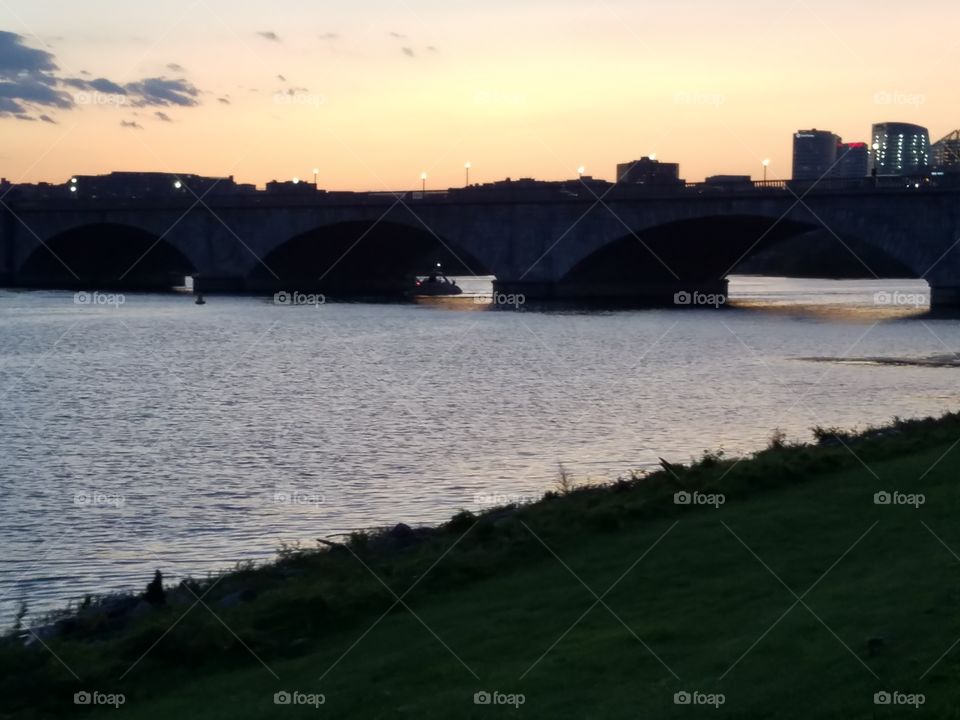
[247,219,494,297]
[18,222,196,291]
[558,213,920,299]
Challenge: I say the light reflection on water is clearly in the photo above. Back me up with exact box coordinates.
[0,276,956,621]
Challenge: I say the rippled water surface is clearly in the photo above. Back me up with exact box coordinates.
[1,276,958,622]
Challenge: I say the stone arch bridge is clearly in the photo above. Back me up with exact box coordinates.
[2,185,959,306]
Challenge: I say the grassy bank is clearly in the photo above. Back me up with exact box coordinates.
[4,413,960,718]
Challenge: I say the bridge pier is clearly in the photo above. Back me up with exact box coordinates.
[930,286,960,310]
[493,278,730,307]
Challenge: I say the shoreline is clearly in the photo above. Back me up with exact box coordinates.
[9,409,959,633]
[9,408,960,635]
[4,409,960,718]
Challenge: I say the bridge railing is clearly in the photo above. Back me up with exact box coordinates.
[5,173,960,209]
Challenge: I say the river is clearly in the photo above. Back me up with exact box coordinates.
[1,276,957,623]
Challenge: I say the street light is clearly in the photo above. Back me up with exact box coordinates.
[292,177,300,184]
[421,172,427,193]
[174,180,183,190]
[762,159,770,182]
[577,165,585,179]
[465,162,471,187]
[313,168,319,186]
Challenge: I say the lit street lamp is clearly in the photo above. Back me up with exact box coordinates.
[465,162,471,187]
[577,165,585,179]
[313,168,319,186]
[762,158,770,182]
[292,177,300,185]
[421,172,427,193]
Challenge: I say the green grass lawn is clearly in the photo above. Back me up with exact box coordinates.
[5,415,960,718]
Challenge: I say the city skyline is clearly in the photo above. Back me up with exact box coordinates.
[1,0,957,189]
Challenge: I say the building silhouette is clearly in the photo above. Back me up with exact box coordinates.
[832,142,870,178]
[616,157,683,186]
[871,122,930,175]
[792,130,840,180]
[931,129,960,174]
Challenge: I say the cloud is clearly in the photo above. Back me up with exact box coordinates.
[0,31,207,121]
[62,77,128,95]
[124,77,199,106]
[257,31,281,43]
[427,46,438,52]
[0,78,73,114]
[277,74,287,82]
[319,32,339,40]
[218,96,231,105]
[166,63,185,72]
[402,47,415,58]
[120,119,143,129]
[389,32,407,39]
[0,30,58,78]
[154,110,173,122]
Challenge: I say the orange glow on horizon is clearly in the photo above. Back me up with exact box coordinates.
[2,0,957,190]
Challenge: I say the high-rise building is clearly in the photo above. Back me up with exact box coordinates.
[792,130,840,180]
[832,142,870,178]
[931,129,960,173]
[871,122,930,175]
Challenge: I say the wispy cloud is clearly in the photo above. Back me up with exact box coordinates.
[120,119,143,129]
[154,110,173,122]
[257,31,281,43]
[125,77,199,107]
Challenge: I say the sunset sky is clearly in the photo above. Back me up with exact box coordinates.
[1,0,957,189]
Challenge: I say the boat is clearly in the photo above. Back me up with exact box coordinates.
[412,265,463,297]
